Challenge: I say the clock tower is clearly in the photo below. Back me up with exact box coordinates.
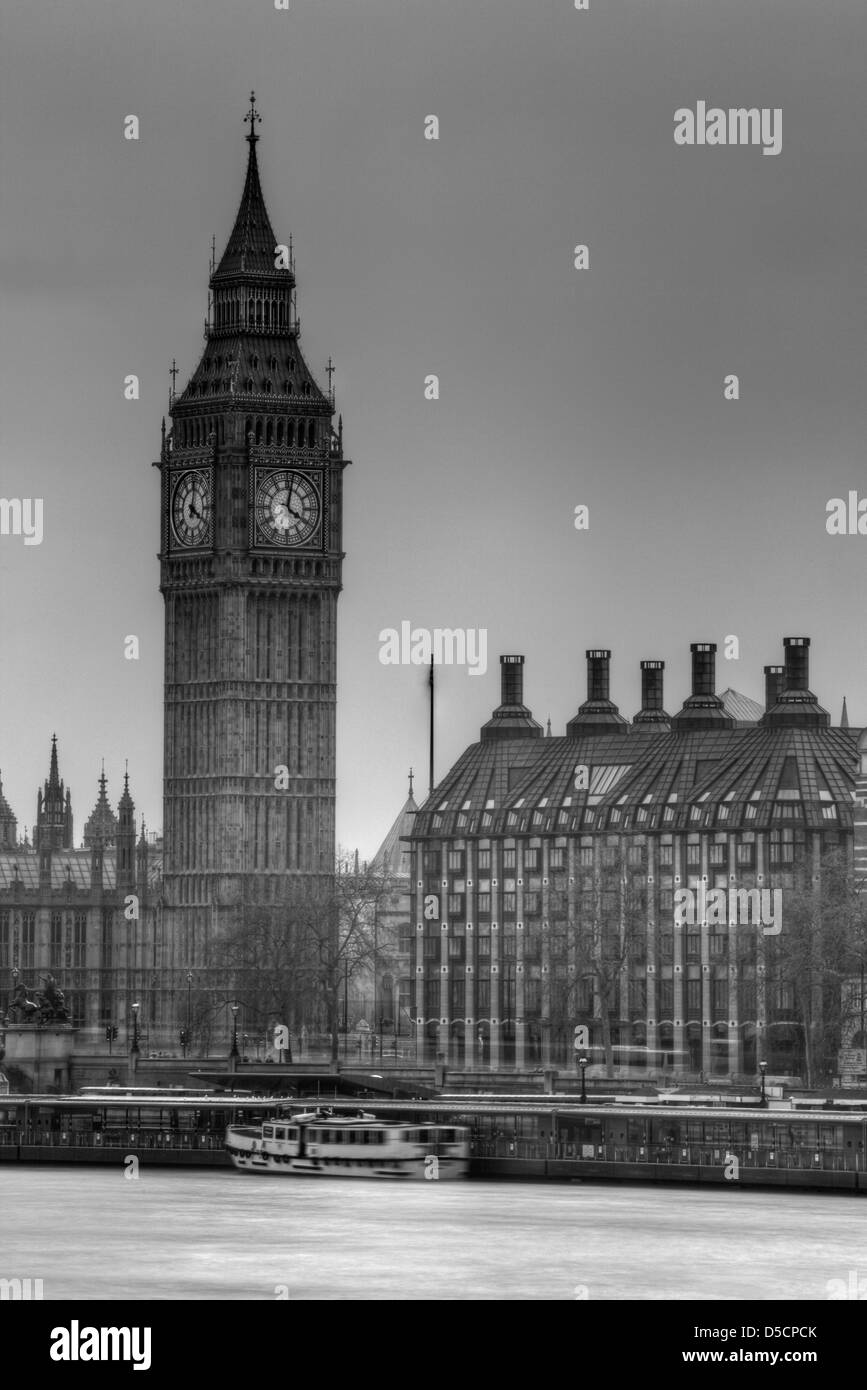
[157,96,348,1014]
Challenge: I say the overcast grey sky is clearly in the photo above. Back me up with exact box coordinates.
[1,0,866,856]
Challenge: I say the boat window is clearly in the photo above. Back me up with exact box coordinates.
[263,1126,274,1138]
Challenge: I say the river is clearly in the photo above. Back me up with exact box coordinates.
[1,1168,863,1300]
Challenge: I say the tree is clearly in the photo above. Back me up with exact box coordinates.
[214,856,399,1062]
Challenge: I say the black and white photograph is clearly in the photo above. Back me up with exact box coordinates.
[1,0,866,1343]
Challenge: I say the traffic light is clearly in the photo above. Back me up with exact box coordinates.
[105,1025,118,1042]
[179,1028,188,1046]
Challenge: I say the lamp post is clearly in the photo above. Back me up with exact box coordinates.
[579,1055,588,1104]
[186,971,192,1057]
[230,1001,240,1060]
[759,1059,768,1108]
[130,1001,140,1055]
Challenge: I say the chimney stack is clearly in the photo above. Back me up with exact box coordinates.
[633,660,670,729]
[566,649,628,738]
[764,665,784,712]
[672,643,734,732]
[481,655,543,742]
[762,637,829,728]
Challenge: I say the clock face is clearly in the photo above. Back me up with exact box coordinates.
[255,470,321,547]
[171,470,213,547]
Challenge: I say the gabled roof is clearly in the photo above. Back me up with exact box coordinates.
[720,688,765,724]
[373,793,418,877]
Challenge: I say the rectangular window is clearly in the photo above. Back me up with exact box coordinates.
[423,852,439,873]
[477,936,491,958]
[524,848,539,871]
[503,849,516,870]
[477,849,491,871]
[709,933,726,958]
[658,980,673,1018]
[686,979,701,1015]
[477,893,491,917]
[712,978,727,1019]
[423,981,439,1015]
[423,936,439,960]
[708,843,726,866]
[523,891,540,916]
[50,913,63,970]
[502,893,516,915]
[447,894,464,917]
[686,839,701,866]
[447,936,464,960]
[549,848,565,870]
[658,844,674,866]
[0,910,9,969]
[686,933,701,962]
[73,913,87,968]
[21,912,35,968]
[627,845,643,866]
[447,850,464,872]
[101,910,113,968]
[736,840,755,867]
[476,978,490,1013]
[658,932,673,960]
[502,935,517,958]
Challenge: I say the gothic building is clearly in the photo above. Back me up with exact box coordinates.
[0,740,155,1047]
[407,639,865,1082]
[156,95,348,1030]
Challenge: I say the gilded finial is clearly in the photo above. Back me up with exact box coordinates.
[244,91,261,143]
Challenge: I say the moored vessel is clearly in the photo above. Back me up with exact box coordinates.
[225,1108,470,1180]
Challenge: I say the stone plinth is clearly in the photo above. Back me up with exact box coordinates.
[2,1025,77,1092]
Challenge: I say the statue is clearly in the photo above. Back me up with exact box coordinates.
[10,983,40,1021]
[39,975,70,1023]
[9,976,70,1025]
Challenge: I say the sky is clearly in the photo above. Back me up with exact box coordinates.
[1,0,866,858]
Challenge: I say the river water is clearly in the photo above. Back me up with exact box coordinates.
[0,1168,863,1300]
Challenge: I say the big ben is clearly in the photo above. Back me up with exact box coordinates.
[157,96,348,1013]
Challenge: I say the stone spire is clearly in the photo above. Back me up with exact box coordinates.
[35,734,73,850]
[212,92,285,282]
[83,765,119,848]
[841,696,850,730]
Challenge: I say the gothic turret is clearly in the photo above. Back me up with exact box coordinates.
[34,734,73,851]
[0,770,17,849]
[117,768,136,892]
[83,766,119,848]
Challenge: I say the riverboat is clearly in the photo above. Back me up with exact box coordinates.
[225,1108,470,1179]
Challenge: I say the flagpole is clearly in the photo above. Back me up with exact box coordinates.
[429,657,435,797]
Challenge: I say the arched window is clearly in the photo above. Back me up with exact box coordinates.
[297,420,305,447]
[284,380,292,395]
[287,420,295,446]
[255,419,263,444]
[263,379,273,395]
[266,419,273,445]
[251,354,259,370]
[276,420,284,445]
[308,419,316,445]
[245,378,254,393]
[244,417,253,438]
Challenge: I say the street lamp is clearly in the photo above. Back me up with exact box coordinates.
[759,1060,768,1108]
[579,1055,588,1104]
[130,1001,140,1056]
[186,971,193,1056]
[230,1001,240,1060]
